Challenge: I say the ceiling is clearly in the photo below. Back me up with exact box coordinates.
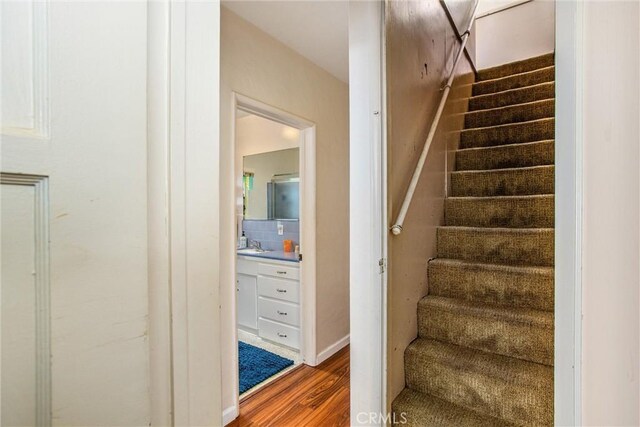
[222,0,349,82]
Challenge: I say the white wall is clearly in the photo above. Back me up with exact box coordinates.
[475,0,555,69]
[220,6,350,417]
[581,1,639,424]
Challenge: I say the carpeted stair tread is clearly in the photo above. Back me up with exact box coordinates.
[464,99,555,128]
[476,53,555,81]
[469,82,555,111]
[437,226,554,266]
[451,165,554,197]
[445,195,554,228]
[455,140,554,171]
[460,118,555,149]
[473,66,555,96]
[404,338,553,426]
[428,258,554,311]
[418,296,554,365]
[392,388,514,427]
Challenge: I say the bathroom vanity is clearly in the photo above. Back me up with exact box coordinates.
[236,253,301,350]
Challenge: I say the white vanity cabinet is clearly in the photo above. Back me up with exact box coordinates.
[236,274,258,330]
[236,255,301,350]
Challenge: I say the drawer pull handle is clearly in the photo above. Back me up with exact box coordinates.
[276,288,287,293]
[277,333,287,338]
[276,271,287,275]
[277,310,288,316]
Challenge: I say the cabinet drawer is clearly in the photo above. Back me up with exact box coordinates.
[237,257,258,275]
[258,297,300,327]
[258,262,299,280]
[257,276,299,303]
[258,318,300,350]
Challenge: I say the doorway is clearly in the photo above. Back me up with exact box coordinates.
[230,94,317,407]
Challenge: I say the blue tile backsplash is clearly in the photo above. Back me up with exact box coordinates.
[242,219,299,251]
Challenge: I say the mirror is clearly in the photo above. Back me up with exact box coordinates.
[243,148,300,220]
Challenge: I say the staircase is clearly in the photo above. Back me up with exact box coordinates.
[392,53,555,426]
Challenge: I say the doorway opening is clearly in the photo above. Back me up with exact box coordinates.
[232,94,317,402]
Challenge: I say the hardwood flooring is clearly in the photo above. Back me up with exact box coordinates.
[227,346,350,427]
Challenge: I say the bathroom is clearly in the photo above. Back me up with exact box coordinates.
[234,108,306,396]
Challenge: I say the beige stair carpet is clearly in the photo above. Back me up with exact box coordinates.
[392,52,555,426]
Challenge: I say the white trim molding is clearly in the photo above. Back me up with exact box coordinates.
[0,173,51,426]
[555,1,583,425]
[348,1,387,424]
[222,405,239,426]
[316,335,350,365]
[147,1,222,425]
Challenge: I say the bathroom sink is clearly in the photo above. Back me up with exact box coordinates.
[237,248,271,255]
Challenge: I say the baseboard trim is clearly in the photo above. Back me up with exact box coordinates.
[222,405,238,426]
[315,334,350,365]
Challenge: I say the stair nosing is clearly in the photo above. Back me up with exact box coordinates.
[473,65,555,86]
[451,164,554,175]
[393,389,511,426]
[476,53,555,80]
[464,97,555,117]
[446,194,554,201]
[468,81,555,103]
[455,139,554,153]
[429,257,555,273]
[407,337,554,377]
[438,225,554,233]
[460,116,555,134]
[420,295,555,323]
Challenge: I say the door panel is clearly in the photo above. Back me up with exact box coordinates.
[1,2,149,425]
[1,183,38,427]
[237,274,257,330]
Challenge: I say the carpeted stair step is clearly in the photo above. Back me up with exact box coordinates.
[418,296,554,365]
[464,99,555,128]
[455,140,554,171]
[391,389,513,427]
[404,338,553,426]
[460,118,555,149]
[468,82,555,111]
[437,226,554,266]
[428,258,554,311]
[451,165,554,197]
[445,195,554,228]
[473,66,555,96]
[476,53,555,81]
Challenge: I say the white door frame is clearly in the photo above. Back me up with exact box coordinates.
[147,1,222,425]
[555,1,583,425]
[224,93,318,420]
[348,1,388,425]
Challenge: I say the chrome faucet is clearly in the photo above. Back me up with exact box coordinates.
[249,239,263,251]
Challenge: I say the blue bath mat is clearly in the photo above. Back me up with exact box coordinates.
[238,341,294,394]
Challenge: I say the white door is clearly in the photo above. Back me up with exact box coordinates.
[1,2,149,425]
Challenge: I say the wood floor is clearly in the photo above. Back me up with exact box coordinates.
[227,346,350,427]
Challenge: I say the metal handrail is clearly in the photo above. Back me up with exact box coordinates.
[390,6,478,236]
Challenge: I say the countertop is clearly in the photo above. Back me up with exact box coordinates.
[236,249,299,263]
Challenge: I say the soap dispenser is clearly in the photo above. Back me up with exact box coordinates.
[239,231,248,249]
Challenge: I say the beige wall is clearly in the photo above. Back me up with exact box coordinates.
[581,1,639,424]
[475,0,555,69]
[386,0,474,405]
[220,7,350,412]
